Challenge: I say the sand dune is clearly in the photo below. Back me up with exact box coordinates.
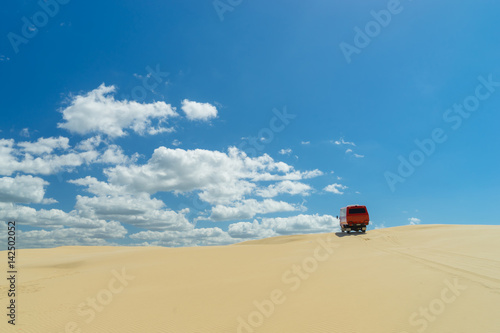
[1,224,500,332]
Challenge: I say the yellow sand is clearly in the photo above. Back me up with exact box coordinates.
[1,224,499,333]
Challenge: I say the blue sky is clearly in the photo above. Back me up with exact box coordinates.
[1,0,499,248]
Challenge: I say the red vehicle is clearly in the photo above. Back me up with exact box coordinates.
[339,205,369,233]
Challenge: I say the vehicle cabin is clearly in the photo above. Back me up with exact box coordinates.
[339,205,369,233]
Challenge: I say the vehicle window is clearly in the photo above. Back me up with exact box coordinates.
[348,208,366,214]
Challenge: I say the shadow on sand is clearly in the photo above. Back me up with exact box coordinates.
[333,231,366,238]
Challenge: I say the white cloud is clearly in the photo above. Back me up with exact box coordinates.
[146,126,173,135]
[209,199,297,221]
[262,214,340,235]
[324,183,347,195]
[301,141,310,145]
[228,214,339,239]
[76,135,103,151]
[249,169,323,182]
[58,84,178,137]
[130,227,235,247]
[345,148,365,158]
[334,138,356,146]
[18,137,70,155]
[75,195,191,231]
[70,176,191,231]
[0,221,7,248]
[0,202,123,229]
[279,148,292,155]
[256,180,312,198]
[181,99,218,121]
[340,140,364,158]
[3,151,98,176]
[226,220,275,239]
[172,139,182,146]
[104,147,323,205]
[0,197,127,247]
[198,180,256,205]
[20,128,30,137]
[97,144,137,165]
[0,138,99,176]
[0,137,140,176]
[0,175,51,204]
[0,139,17,174]
[69,176,125,196]
[21,150,99,174]
[14,222,127,248]
[42,198,58,204]
[408,217,421,225]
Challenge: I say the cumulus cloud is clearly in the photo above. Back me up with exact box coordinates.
[0,175,51,204]
[256,180,312,198]
[209,199,297,221]
[226,220,275,239]
[58,84,178,137]
[198,180,256,205]
[0,137,141,177]
[98,145,138,165]
[0,199,127,247]
[0,138,99,176]
[0,202,123,229]
[279,148,292,155]
[69,176,124,196]
[324,183,347,195]
[181,99,218,121]
[18,137,70,155]
[105,146,323,205]
[75,195,191,231]
[14,221,127,248]
[70,176,192,231]
[130,226,235,247]
[76,135,103,151]
[18,150,99,175]
[228,214,339,239]
[408,217,421,225]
